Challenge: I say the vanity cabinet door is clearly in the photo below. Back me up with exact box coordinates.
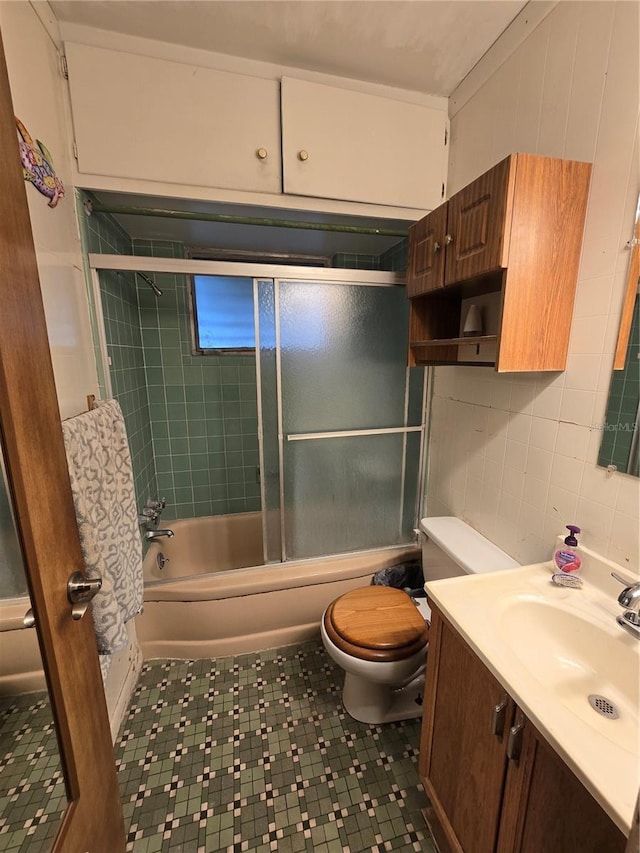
[443,156,512,287]
[498,720,627,853]
[420,609,514,853]
[407,204,448,297]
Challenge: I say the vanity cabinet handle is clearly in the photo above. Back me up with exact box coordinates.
[490,694,508,737]
[507,714,525,762]
[444,234,454,245]
[433,241,441,253]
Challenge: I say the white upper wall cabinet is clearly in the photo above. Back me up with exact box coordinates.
[65,43,282,194]
[281,77,448,210]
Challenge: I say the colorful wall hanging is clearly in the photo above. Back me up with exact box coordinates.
[16,117,65,208]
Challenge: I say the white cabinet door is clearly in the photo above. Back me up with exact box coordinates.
[65,43,281,194]
[281,77,447,210]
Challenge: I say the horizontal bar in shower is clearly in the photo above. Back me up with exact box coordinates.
[88,255,405,287]
[87,202,409,238]
[286,427,423,441]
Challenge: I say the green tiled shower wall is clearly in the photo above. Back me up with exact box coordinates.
[77,198,158,514]
[332,238,407,272]
[79,199,409,524]
[598,293,639,473]
[132,240,261,519]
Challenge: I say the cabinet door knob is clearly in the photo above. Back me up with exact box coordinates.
[298,149,309,162]
[256,148,268,160]
[507,715,525,762]
[433,241,441,253]
[444,234,454,245]
[490,694,508,737]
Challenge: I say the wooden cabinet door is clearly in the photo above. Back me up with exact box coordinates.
[421,611,513,853]
[498,719,626,853]
[65,42,281,194]
[444,156,513,286]
[281,76,448,209]
[407,204,448,297]
[0,36,125,852]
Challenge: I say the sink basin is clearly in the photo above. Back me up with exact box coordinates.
[500,598,639,747]
[425,554,640,833]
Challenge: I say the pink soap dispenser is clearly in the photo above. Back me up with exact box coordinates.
[551,525,583,587]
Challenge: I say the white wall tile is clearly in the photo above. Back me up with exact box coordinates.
[537,0,581,157]
[559,388,595,427]
[522,473,551,511]
[572,275,614,319]
[526,446,554,483]
[563,354,602,392]
[513,16,549,153]
[555,421,591,460]
[579,464,621,511]
[430,1,639,569]
[532,386,563,420]
[568,316,607,355]
[563,1,615,162]
[507,412,532,445]
[575,495,615,554]
[529,416,559,452]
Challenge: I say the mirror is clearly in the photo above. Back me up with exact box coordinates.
[598,196,640,476]
[0,445,65,849]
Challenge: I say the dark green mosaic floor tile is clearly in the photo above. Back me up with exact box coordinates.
[0,693,66,852]
[116,640,433,852]
[0,640,434,852]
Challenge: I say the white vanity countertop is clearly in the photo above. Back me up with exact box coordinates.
[425,552,640,835]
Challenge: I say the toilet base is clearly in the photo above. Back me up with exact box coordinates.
[341,669,425,725]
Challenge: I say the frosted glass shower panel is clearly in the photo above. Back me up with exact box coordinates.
[278,281,409,433]
[284,433,407,559]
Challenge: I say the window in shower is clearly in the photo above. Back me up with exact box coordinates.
[192,275,255,352]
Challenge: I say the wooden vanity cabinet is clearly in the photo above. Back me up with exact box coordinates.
[420,605,627,853]
[407,153,591,371]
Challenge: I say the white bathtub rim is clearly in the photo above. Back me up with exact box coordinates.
[143,544,420,602]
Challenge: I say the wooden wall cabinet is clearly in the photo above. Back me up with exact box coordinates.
[407,153,592,371]
[419,606,627,853]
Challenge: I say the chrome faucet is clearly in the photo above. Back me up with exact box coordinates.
[612,572,640,639]
[145,528,174,541]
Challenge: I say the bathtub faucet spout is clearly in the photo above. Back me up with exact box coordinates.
[145,528,174,541]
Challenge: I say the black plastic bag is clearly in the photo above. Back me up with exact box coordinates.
[371,560,425,597]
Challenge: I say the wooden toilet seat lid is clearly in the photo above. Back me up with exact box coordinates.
[328,586,428,652]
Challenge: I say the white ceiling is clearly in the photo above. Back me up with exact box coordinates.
[50,0,528,96]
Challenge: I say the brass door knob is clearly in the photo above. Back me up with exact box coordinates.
[256,148,268,160]
[298,149,309,161]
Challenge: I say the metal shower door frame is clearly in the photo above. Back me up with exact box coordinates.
[87,255,427,562]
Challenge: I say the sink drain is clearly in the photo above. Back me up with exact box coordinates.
[588,694,619,719]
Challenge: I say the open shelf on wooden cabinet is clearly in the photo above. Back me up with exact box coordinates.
[412,334,498,348]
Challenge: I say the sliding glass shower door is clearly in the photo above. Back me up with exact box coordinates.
[259,277,425,562]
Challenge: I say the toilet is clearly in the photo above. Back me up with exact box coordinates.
[321,517,520,724]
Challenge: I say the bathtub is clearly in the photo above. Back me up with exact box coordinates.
[138,514,420,659]
[143,511,264,581]
[0,596,46,695]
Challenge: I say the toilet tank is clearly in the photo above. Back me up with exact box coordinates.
[419,517,520,582]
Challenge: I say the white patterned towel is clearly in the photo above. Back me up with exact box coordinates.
[61,399,143,654]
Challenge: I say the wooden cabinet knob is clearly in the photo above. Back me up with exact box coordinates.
[298,149,309,162]
[256,148,268,160]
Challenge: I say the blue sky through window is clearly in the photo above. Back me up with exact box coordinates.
[193,275,255,350]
